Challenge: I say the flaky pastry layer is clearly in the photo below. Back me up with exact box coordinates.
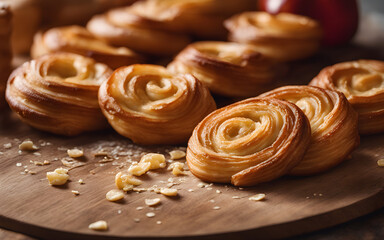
[225,12,322,62]
[168,41,280,97]
[187,97,311,186]
[86,9,191,56]
[98,64,216,145]
[310,60,384,134]
[260,86,359,175]
[31,25,144,69]
[6,53,112,136]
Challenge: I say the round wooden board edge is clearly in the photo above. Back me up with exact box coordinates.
[1,188,383,240]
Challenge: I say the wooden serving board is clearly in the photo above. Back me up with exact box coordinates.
[0,108,384,240]
[1,41,384,239]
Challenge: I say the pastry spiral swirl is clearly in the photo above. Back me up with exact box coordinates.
[98,64,217,145]
[168,41,279,97]
[310,60,384,134]
[31,26,144,69]
[186,97,311,186]
[0,4,12,108]
[6,53,112,136]
[260,86,359,175]
[224,12,322,62]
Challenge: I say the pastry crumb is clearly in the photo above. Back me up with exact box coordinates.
[146,212,156,218]
[88,220,108,231]
[249,193,266,201]
[106,189,125,202]
[213,206,221,210]
[67,148,84,158]
[156,221,162,225]
[19,140,38,151]
[115,172,142,191]
[3,143,12,149]
[145,198,161,206]
[160,188,178,197]
[377,159,384,167]
[168,162,185,176]
[169,150,186,160]
[46,168,69,185]
[72,190,80,195]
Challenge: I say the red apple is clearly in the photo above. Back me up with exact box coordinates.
[258,0,359,46]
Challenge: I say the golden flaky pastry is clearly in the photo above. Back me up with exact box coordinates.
[6,53,112,136]
[225,12,322,62]
[31,25,144,69]
[168,41,280,97]
[187,97,311,186]
[0,4,12,108]
[310,60,384,134]
[86,0,256,55]
[98,64,216,145]
[260,86,359,175]
[86,6,191,56]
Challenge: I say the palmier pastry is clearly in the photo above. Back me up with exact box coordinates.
[168,41,280,97]
[310,60,384,134]
[260,86,359,175]
[6,53,112,136]
[86,7,191,56]
[99,0,254,39]
[31,26,144,69]
[224,12,322,62]
[98,64,216,145]
[0,4,12,108]
[187,97,311,186]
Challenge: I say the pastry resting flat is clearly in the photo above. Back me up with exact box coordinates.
[0,4,12,108]
[6,53,112,136]
[260,86,359,175]
[86,0,256,55]
[168,41,280,97]
[224,12,322,62]
[310,60,384,134]
[31,25,144,69]
[186,97,311,186]
[98,64,217,145]
[86,6,191,56]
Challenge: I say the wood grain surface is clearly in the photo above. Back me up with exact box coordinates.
[0,95,384,240]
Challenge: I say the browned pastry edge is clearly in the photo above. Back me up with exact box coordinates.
[31,25,145,69]
[168,41,280,97]
[309,60,384,135]
[98,64,217,145]
[6,53,112,136]
[187,97,311,186]
[86,13,191,56]
[224,12,322,62]
[259,85,360,175]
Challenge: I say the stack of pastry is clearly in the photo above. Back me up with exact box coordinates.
[168,41,281,97]
[86,0,255,56]
[0,4,11,108]
[225,12,323,62]
[186,85,360,186]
